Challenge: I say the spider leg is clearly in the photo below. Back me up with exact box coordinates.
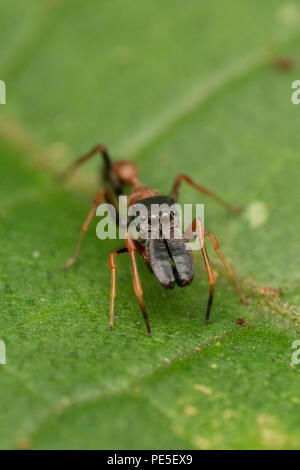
[204,231,248,305]
[58,143,122,194]
[108,246,128,329]
[125,234,152,336]
[59,144,110,178]
[171,174,241,212]
[63,189,117,270]
[184,218,215,322]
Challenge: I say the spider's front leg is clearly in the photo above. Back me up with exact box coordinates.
[125,235,152,336]
[108,246,128,329]
[63,189,117,270]
[108,237,152,336]
[184,218,215,322]
[185,218,247,322]
[204,230,247,305]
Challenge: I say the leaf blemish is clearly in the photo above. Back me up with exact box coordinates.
[183,405,197,416]
[194,384,213,395]
[244,201,270,229]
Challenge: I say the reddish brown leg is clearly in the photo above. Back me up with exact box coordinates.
[125,234,152,336]
[185,218,215,322]
[58,144,122,194]
[204,231,248,305]
[63,189,116,270]
[171,174,241,212]
[59,144,110,180]
[108,246,128,329]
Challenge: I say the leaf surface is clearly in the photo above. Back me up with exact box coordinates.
[0,0,300,449]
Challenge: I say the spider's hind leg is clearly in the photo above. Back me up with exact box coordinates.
[171,174,242,212]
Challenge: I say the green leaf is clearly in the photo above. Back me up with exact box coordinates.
[0,0,300,450]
